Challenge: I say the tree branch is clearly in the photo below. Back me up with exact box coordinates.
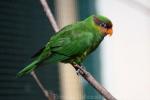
[39,0,117,100]
[72,64,117,100]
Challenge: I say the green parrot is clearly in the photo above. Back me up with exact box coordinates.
[17,15,113,77]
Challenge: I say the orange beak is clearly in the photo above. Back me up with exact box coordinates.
[106,28,113,36]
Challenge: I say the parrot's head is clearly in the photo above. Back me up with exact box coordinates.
[93,15,113,36]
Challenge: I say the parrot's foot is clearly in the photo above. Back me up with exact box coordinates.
[76,66,86,75]
[76,69,80,75]
[75,65,86,76]
[71,63,81,75]
[71,62,86,75]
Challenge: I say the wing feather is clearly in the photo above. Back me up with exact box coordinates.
[47,31,93,62]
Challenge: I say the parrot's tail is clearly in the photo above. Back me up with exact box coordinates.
[17,60,40,77]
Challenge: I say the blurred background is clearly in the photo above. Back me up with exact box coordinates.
[0,0,150,100]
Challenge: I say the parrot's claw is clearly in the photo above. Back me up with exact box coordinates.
[81,65,86,70]
[71,62,85,75]
[76,69,80,76]
[75,65,86,76]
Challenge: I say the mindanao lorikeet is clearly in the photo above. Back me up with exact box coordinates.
[17,15,113,77]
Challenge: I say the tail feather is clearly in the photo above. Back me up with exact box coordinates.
[17,60,39,77]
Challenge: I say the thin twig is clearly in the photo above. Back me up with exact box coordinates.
[40,0,59,32]
[30,71,55,100]
[30,71,49,98]
[39,0,117,100]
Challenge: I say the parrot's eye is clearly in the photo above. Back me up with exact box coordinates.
[100,23,107,28]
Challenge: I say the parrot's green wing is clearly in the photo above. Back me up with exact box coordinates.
[31,21,94,63]
[46,31,94,63]
[31,24,74,59]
